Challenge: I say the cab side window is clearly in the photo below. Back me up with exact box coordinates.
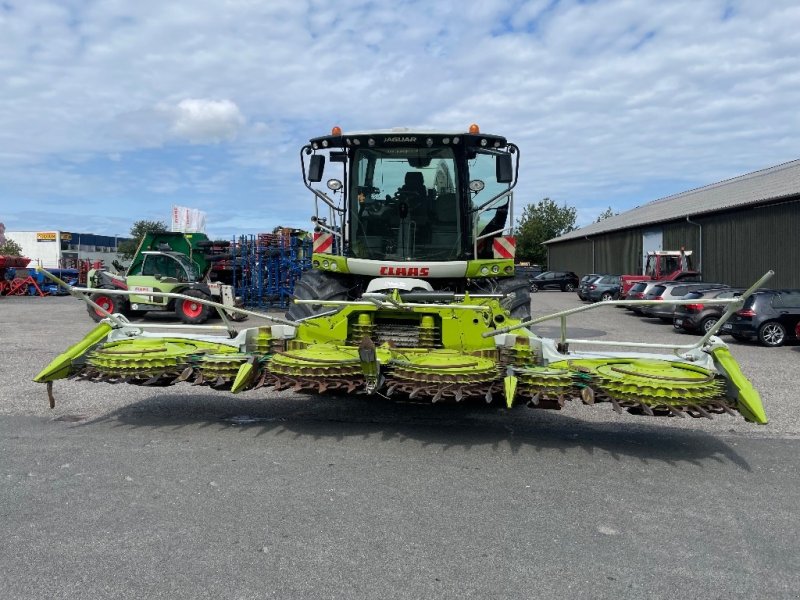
[142,255,182,279]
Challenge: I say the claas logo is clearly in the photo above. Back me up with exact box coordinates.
[379,266,430,277]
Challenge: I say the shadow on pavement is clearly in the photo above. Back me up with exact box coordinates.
[76,391,752,471]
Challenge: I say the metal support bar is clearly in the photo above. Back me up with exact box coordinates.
[293,299,492,311]
[60,281,299,327]
[483,271,775,352]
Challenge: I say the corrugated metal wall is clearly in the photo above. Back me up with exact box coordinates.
[547,238,593,274]
[662,221,700,256]
[545,198,800,286]
[594,229,643,274]
[699,199,799,288]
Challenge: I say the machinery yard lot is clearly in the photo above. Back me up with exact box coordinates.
[2,293,799,599]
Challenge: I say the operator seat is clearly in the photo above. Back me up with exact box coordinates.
[398,172,427,201]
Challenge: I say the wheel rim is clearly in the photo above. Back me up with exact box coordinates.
[703,318,718,333]
[566,284,574,291]
[762,323,784,345]
[182,300,204,318]
[94,295,113,316]
[601,293,612,301]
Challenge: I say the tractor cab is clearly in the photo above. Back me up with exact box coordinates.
[643,250,694,279]
[301,125,520,279]
[129,251,199,283]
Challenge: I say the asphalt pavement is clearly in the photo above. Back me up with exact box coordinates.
[1,294,799,599]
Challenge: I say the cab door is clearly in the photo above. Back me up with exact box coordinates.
[127,254,186,306]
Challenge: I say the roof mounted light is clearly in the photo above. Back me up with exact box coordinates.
[469,123,480,134]
[331,126,342,136]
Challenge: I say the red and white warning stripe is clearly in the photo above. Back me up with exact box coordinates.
[492,235,516,259]
[313,232,334,254]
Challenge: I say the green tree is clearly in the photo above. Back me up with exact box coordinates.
[0,238,23,256]
[117,219,168,260]
[515,197,577,264]
[595,206,617,222]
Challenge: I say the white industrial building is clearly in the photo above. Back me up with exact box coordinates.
[6,230,129,269]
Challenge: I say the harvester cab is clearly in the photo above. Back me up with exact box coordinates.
[86,231,238,324]
[293,124,531,321]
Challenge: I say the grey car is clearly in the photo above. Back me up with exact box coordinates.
[584,275,622,302]
[641,282,729,321]
[577,274,604,300]
[626,280,665,313]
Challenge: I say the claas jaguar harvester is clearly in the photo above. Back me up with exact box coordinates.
[34,125,769,424]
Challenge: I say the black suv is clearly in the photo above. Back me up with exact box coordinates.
[530,270,579,292]
[673,288,746,334]
[721,290,800,346]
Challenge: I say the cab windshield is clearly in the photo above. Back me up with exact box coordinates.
[349,147,461,261]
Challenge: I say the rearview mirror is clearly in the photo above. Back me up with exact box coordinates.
[496,154,513,183]
[308,155,325,182]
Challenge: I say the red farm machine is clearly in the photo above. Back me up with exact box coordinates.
[620,249,701,298]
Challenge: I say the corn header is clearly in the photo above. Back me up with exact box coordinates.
[34,125,768,424]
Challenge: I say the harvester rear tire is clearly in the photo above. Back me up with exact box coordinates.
[495,277,531,322]
[286,270,350,322]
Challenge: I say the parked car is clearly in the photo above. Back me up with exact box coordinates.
[641,282,729,321]
[577,274,604,300]
[673,288,747,334]
[579,273,603,286]
[584,275,622,302]
[626,280,665,313]
[530,270,579,292]
[515,264,544,282]
[721,289,800,346]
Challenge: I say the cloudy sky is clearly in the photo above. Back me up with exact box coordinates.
[1,0,799,239]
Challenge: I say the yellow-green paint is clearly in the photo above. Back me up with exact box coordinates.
[312,253,350,273]
[465,259,515,278]
[504,375,518,408]
[293,297,515,353]
[231,361,255,394]
[33,323,112,383]
[710,347,768,424]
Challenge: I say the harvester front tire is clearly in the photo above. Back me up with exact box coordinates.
[496,277,531,322]
[176,289,212,324]
[286,270,350,322]
[87,289,128,322]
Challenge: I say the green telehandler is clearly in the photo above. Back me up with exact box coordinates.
[86,231,238,324]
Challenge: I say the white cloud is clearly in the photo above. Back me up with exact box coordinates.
[1,0,800,233]
[166,99,245,143]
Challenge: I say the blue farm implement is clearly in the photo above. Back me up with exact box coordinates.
[231,233,312,308]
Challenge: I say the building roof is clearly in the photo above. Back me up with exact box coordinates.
[546,158,800,244]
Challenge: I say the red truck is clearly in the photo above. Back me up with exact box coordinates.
[620,250,700,298]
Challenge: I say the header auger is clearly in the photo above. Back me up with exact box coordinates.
[34,125,769,425]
